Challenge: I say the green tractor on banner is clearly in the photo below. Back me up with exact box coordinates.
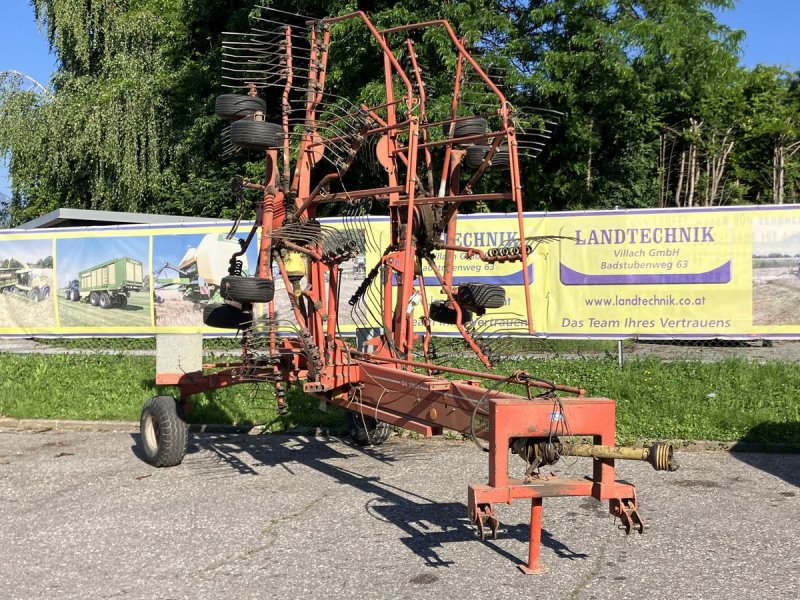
[64,257,144,308]
[0,262,51,301]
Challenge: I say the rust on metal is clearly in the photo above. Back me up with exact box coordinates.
[148,6,677,576]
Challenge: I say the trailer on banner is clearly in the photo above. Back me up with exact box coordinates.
[73,257,143,309]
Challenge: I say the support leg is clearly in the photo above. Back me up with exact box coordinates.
[518,497,546,574]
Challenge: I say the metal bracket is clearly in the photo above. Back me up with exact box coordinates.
[470,503,500,541]
[611,498,645,534]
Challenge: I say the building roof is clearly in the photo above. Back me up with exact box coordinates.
[15,208,217,230]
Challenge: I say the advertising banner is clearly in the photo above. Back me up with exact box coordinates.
[542,208,743,338]
[540,206,800,338]
[1,205,800,338]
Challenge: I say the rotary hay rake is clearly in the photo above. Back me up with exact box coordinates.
[141,6,678,574]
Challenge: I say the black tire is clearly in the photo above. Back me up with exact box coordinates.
[117,295,128,308]
[215,94,267,121]
[73,292,81,302]
[347,411,392,446]
[429,300,472,325]
[27,288,38,301]
[40,286,50,300]
[230,120,285,151]
[442,117,488,139]
[202,303,252,329]
[139,396,188,467]
[99,292,111,309]
[465,144,510,170]
[220,276,275,303]
[457,283,506,310]
[89,291,99,306]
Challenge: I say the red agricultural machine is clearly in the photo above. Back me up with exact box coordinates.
[141,6,678,574]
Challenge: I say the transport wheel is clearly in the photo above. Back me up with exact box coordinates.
[465,144,510,170]
[456,283,506,310]
[27,288,38,301]
[442,117,488,139]
[117,295,128,308]
[220,276,275,303]
[202,303,252,329]
[99,292,112,309]
[89,291,99,306]
[215,94,267,121]
[139,396,188,467]
[429,300,472,325]
[73,292,81,302]
[347,411,392,446]
[230,120,285,151]
[41,286,50,300]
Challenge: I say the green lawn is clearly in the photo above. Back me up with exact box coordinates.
[57,291,152,327]
[0,352,797,445]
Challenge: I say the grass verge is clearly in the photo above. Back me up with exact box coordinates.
[1,352,797,445]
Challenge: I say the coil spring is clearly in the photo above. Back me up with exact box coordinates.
[299,329,323,378]
[229,258,244,277]
[284,191,298,218]
[349,263,381,306]
[486,244,534,259]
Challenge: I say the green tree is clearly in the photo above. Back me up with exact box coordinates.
[729,66,800,203]
[0,0,770,223]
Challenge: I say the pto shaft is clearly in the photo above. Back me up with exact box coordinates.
[561,441,679,471]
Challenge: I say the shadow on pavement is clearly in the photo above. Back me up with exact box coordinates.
[730,421,800,487]
[131,432,590,569]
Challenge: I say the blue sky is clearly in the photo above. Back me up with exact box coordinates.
[1,0,799,200]
[56,236,149,284]
[152,233,258,277]
[0,238,52,264]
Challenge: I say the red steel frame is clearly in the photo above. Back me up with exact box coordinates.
[157,11,652,574]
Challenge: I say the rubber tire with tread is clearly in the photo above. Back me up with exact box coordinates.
[89,291,99,306]
[215,94,267,121]
[117,295,128,308]
[465,144,510,169]
[429,300,472,325]
[442,117,488,139]
[99,292,111,309]
[203,303,251,329]
[139,396,188,467]
[230,120,285,151]
[40,286,50,300]
[220,276,275,303]
[347,411,392,446]
[457,283,506,310]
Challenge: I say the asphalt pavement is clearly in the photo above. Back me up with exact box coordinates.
[0,428,797,600]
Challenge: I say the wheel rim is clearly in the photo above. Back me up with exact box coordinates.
[142,412,160,453]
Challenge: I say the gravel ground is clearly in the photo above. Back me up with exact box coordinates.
[0,429,797,600]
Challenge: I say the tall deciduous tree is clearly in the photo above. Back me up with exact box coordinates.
[3,0,796,225]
